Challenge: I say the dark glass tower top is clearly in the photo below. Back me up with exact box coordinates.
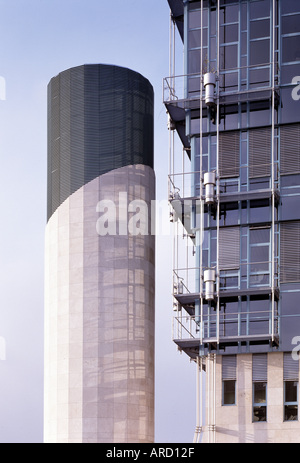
[47,64,154,221]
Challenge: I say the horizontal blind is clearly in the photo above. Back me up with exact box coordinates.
[281,124,300,175]
[284,353,299,381]
[249,128,271,178]
[222,355,237,380]
[220,227,240,270]
[219,131,240,178]
[280,221,300,283]
[252,354,268,382]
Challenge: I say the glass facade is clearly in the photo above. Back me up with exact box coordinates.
[165,0,300,357]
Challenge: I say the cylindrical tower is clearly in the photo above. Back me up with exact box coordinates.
[44,64,155,443]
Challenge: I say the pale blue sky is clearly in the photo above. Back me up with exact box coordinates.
[0,0,196,443]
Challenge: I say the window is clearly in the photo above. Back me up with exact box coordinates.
[220,44,238,70]
[253,354,268,422]
[281,0,300,15]
[250,19,270,39]
[249,296,271,336]
[250,39,270,66]
[253,382,268,421]
[280,88,300,124]
[250,227,271,287]
[282,14,300,35]
[250,0,270,20]
[284,382,298,421]
[223,380,236,405]
[284,353,299,421]
[281,3,300,67]
[282,36,300,64]
[188,6,208,75]
[220,24,239,44]
[222,355,237,406]
[220,4,239,24]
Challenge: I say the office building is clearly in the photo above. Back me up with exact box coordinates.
[165,0,300,443]
[44,64,155,443]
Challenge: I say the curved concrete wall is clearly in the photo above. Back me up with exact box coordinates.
[44,164,155,443]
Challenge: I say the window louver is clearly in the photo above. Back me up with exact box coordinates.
[284,353,299,381]
[219,227,240,270]
[249,128,271,178]
[252,354,268,382]
[219,131,240,178]
[222,355,237,380]
[281,124,300,175]
[280,221,300,283]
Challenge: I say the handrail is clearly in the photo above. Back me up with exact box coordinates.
[163,68,280,103]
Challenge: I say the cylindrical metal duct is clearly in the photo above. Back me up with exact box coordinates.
[203,172,216,204]
[204,72,216,107]
[204,269,216,301]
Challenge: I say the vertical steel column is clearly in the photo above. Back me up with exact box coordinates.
[169,13,179,335]
[213,353,216,443]
[271,0,276,342]
[200,0,204,347]
[194,356,204,443]
[194,357,200,443]
[216,0,221,345]
[206,353,217,443]
[207,353,211,443]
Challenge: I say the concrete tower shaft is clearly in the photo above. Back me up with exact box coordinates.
[44,65,155,443]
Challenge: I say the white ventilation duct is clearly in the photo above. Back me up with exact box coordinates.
[204,72,216,107]
[203,172,216,204]
[178,279,184,294]
[204,269,216,301]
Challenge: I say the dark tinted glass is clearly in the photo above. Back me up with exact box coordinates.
[281,88,300,124]
[223,380,236,405]
[253,382,267,422]
[250,39,270,65]
[220,44,238,69]
[281,291,300,316]
[281,64,299,85]
[220,24,239,44]
[250,19,270,39]
[47,65,154,221]
[282,0,300,15]
[285,381,298,402]
[254,379,267,400]
[282,36,300,63]
[220,4,239,24]
[282,14,300,34]
[253,406,267,421]
[250,0,270,19]
[285,405,298,421]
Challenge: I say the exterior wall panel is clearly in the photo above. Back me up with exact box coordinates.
[203,353,300,444]
[166,0,300,445]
